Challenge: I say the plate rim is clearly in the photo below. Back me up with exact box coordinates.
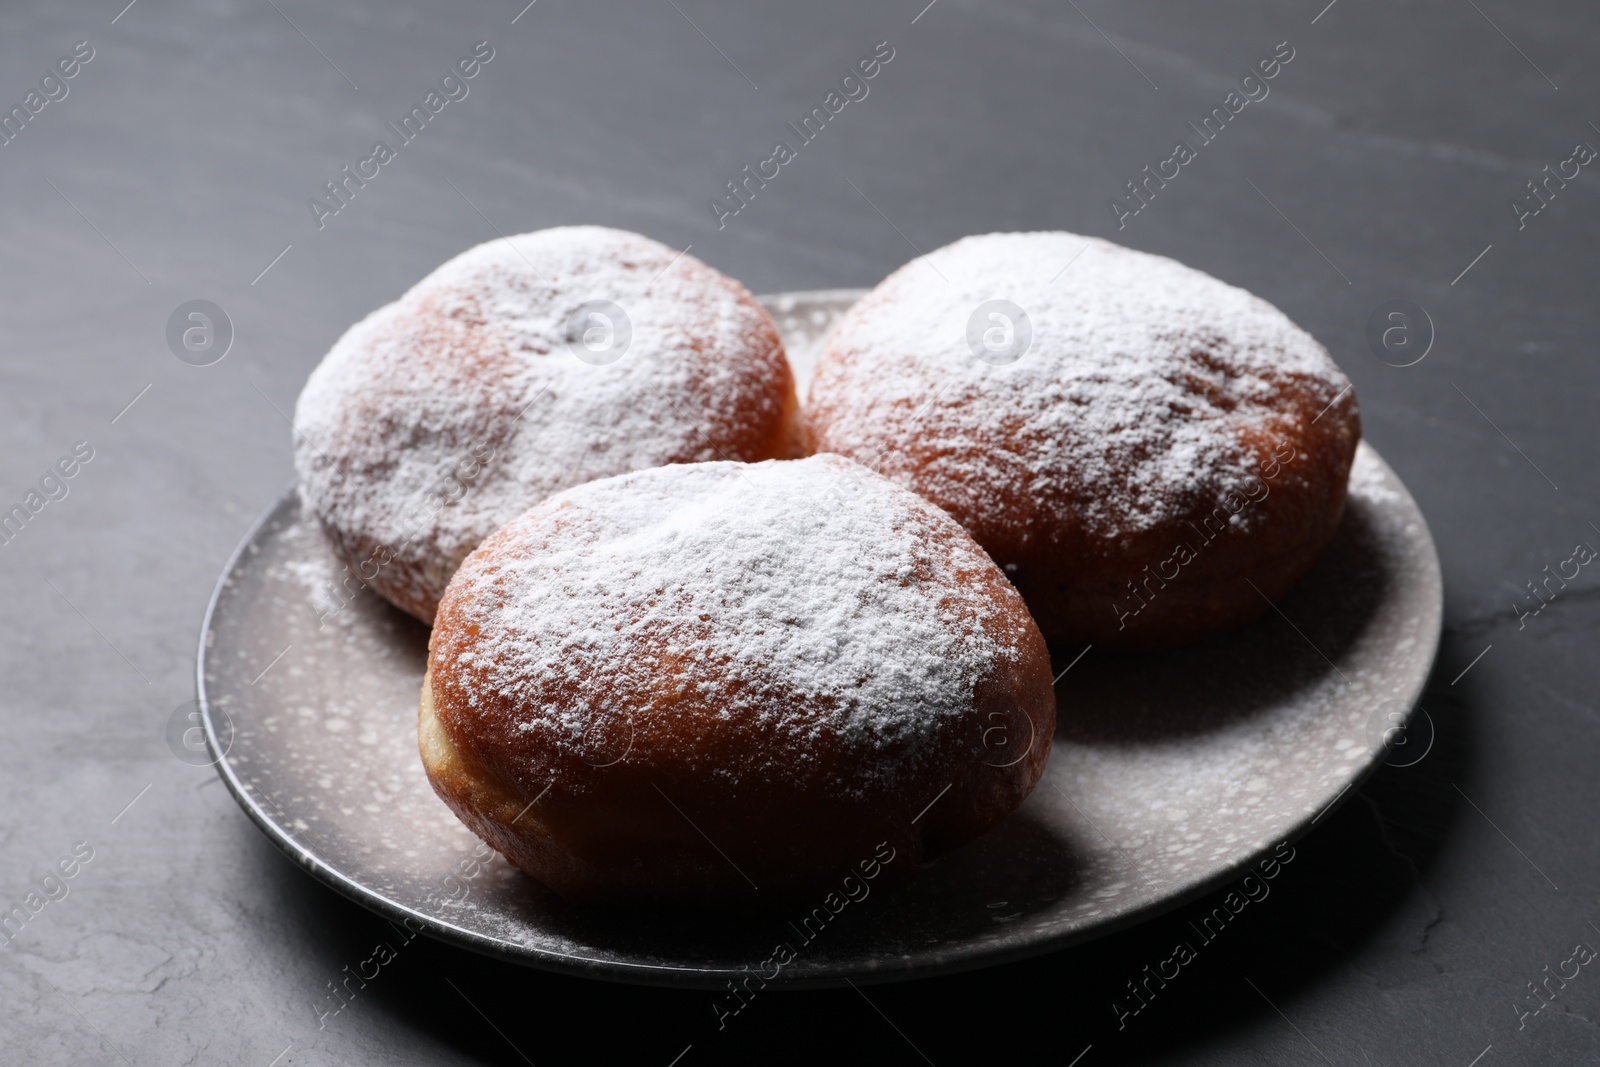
[196,290,1445,989]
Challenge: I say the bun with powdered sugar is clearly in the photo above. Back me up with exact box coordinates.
[420,454,1054,905]
[806,231,1360,650]
[294,225,807,623]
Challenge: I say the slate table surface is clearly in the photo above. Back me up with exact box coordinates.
[2,1,1596,1063]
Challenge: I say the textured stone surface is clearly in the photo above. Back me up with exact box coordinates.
[1,0,1596,1063]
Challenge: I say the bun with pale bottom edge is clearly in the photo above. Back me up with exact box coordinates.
[420,454,1055,905]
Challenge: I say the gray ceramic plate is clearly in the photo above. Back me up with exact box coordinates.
[197,290,1443,988]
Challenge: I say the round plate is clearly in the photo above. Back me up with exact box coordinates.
[198,290,1442,988]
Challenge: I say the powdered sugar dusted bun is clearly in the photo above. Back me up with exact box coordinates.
[807,231,1360,650]
[294,225,807,623]
[421,454,1054,905]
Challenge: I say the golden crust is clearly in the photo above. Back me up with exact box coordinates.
[814,386,1361,650]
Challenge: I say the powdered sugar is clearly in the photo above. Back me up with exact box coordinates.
[1347,445,1403,507]
[808,232,1354,542]
[436,455,1034,795]
[293,225,795,621]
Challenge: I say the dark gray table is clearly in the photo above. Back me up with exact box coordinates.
[2,1,1595,1063]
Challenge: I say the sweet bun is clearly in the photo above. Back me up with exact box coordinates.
[420,454,1055,905]
[806,231,1360,650]
[294,225,807,623]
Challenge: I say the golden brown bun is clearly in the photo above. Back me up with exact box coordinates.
[294,225,807,624]
[806,232,1360,650]
[421,455,1055,905]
